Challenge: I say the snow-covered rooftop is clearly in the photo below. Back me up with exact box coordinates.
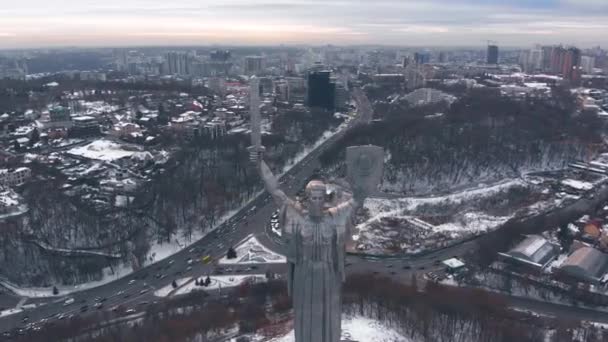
[67,139,137,161]
[561,179,594,191]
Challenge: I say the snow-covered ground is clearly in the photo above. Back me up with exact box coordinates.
[67,139,137,161]
[354,179,530,254]
[252,315,412,342]
[153,277,191,297]
[364,179,527,220]
[218,235,286,265]
[0,307,23,318]
[174,274,266,296]
[561,178,594,191]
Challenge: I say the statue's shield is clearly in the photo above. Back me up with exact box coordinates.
[346,145,384,196]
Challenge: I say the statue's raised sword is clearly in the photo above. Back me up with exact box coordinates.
[247,76,265,160]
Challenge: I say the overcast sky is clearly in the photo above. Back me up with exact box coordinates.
[0,0,607,48]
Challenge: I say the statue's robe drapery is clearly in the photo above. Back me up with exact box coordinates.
[281,200,353,342]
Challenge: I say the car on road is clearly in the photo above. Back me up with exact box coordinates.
[128,279,136,285]
[125,309,136,315]
[63,298,75,306]
[140,289,149,295]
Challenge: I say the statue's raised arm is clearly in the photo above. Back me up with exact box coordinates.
[257,158,295,208]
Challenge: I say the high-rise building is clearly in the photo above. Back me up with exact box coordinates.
[438,52,447,64]
[519,47,543,73]
[405,63,424,90]
[544,45,582,83]
[487,45,499,64]
[164,52,192,75]
[581,56,596,74]
[114,49,129,72]
[550,46,567,74]
[562,47,582,84]
[286,77,307,103]
[244,56,265,75]
[307,71,335,111]
[529,48,543,72]
[414,52,430,65]
[541,46,554,72]
[334,83,349,110]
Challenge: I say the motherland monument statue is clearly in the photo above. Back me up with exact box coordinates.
[248,76,384,342]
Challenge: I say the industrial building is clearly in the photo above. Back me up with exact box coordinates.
[559,246,608,284]
[498,235,560,269]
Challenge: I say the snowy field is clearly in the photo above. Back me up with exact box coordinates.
[218,235,286,265]
[250,315,412,342]
[353,179,556,255]
[67,139,138,161]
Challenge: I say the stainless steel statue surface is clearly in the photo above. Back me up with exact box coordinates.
[248,86,383,341]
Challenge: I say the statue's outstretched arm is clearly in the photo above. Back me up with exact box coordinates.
[259,160,294,208]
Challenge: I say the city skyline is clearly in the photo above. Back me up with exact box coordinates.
[0,0,607,49]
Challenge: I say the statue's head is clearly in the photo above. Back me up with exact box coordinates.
[305,180,326,217]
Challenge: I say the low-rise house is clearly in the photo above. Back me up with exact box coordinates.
[0,167,31,187]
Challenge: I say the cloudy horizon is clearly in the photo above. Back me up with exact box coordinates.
[1,0,607,49]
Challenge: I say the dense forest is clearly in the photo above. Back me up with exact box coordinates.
[321,87,603,195]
